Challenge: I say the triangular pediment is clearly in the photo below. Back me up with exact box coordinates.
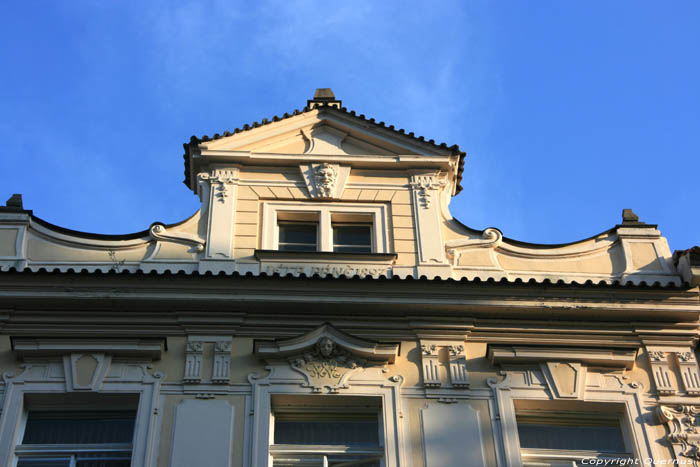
[200,110,436,157]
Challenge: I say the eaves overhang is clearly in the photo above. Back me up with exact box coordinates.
[0,265,692,290]
[1,268,698,324]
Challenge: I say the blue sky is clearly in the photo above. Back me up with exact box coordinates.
[1,1,698,250]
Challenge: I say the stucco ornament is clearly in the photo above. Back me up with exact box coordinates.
[409,172,446,208]
[148,223,205,253]
[658,405,700,461]
[678,352,695,362]
[445,227,503,267]
[299,163,350,199]
[290,337,362,393]
[197,169,239,203]
[315,163,338,198]
[648,350,667,362]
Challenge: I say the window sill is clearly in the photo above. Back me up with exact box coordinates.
[521,448,632,464]
[255,250,397,263]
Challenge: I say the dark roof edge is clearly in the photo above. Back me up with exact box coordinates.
[450,218,661,249]
[29,209,201,241]
[0,267,691,290]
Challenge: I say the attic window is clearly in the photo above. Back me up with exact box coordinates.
[262,202,389,254]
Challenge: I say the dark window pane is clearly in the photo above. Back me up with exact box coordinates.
[517,422,626,452]
[76,461,131,467]
[278,243,317,252]
[279,223,317,251]
[22,411,136,445]
[17,460,71,467]
[76,452,132,464]
[334,245,372,253]
[279,223,317,244]
[328,457,380,467]
[275,420,379,446]
[333,225,371,253]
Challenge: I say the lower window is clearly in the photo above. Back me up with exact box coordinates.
[15,394,137,467]
[516,404,632,467]
[269,395,385,467]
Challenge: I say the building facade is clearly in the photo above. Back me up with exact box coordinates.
[0,89,699,466]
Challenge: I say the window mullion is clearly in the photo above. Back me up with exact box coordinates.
[320,210,332,252]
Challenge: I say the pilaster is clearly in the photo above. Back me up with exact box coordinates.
[409,171,450,277]
[198,168,240,260]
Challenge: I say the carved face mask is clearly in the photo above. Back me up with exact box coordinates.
[319,338,334,357]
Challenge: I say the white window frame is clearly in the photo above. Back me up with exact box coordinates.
[515,409,633,466]
[269,402,385,466]
[0,356,163,467]
[261,201,390,254]
[14,407,137,467]
[246,383,406,466]
[488,369,659,467]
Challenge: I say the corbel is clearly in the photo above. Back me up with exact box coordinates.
[676,351,700,396]
[184,339,203,384]
[420,342,441,388]
[447,344,469,388]
[645,347,676,396]
[419,340,469,390]
[212,339,232,384]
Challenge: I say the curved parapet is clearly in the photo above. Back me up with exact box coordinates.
[0,192,686,287]
[442,210,682,286]
[0,196,206,275]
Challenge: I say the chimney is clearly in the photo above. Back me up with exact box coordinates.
[308,88,342,109]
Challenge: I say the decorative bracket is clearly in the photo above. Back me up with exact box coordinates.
[419,340,469,390]
[645,346,700,396]
[448,344,469,388]
[184,336,232,385]
[212,339,232,384]
[677,351,700,396]
[184,340,203,384]
[420,343,441,388]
